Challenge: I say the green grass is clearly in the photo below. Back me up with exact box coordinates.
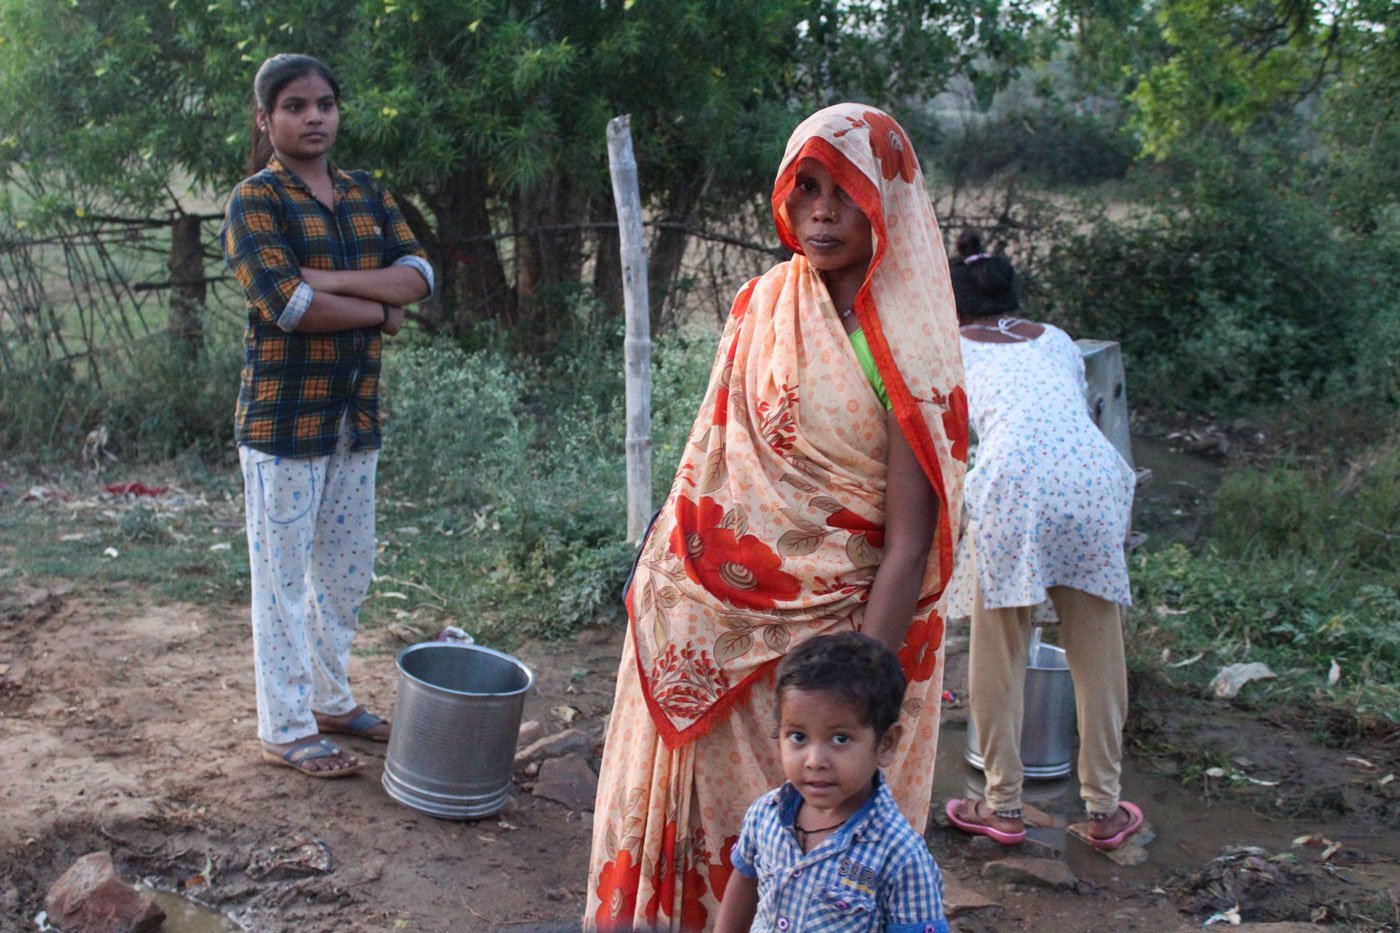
[1128,544,1400,725]
[0,479,248,608]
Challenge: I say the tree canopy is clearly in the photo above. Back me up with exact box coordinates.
[0,0,1041,338]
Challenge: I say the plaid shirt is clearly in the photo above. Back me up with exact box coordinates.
[223,157,433,458]
[731,773,950,933]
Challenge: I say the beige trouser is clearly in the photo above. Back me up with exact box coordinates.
[970,584,1127,815]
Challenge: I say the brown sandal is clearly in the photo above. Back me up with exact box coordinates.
[314,706,391,743]
[262,736,363,778]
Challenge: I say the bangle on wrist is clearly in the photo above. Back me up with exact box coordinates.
[380,303,390,327]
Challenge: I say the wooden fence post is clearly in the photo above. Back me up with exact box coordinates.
[607,115,653,542]
[168,213,205,360]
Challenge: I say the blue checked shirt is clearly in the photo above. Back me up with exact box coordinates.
[731,773,951,933]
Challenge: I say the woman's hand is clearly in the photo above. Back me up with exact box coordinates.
[381,305,405,336]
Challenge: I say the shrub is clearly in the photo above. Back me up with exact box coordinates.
[1212,444,1400,577]
[1130,544,1400,723]
[378,301,722,645]
[935,107,1136,189]
[0,324,243,462]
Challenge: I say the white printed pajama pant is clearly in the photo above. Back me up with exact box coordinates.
[970,584,1128,816]
[240,426,378,744]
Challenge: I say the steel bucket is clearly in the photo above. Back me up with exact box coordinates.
[382,642,534,819]
[964,637,1077,779]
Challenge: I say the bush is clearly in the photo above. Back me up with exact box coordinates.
[1212,445,1400,577]
[1130,544,1400,723]
[1030,155,1392,413]
[935,107,1136,189]
[378,299,722,645]
[0,324,243,462]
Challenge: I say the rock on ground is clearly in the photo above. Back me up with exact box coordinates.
[513,728,593,770]
[44,851,165,933]
[982,856,1078,891]
[532,753,598,811]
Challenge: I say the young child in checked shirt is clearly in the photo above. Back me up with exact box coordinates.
[715,632,950,933]
[222,53,433,779]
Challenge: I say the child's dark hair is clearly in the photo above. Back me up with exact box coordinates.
[247,53,341,174]
[776,632,906,736]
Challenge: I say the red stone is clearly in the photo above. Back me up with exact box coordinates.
[44,852,166,933]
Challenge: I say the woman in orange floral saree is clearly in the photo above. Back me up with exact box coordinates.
[585,103,967,932]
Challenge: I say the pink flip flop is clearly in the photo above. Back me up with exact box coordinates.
[945,798,1026,845]
[1085,801,1145,850]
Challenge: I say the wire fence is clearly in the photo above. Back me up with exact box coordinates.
[0,179,1050,384]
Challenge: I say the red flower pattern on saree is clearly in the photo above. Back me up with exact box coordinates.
[942,385,969,463]
[825,507,887,550]
[594,849,643,930]
[898,610,945,684]
[708,834,741,903]
[644,821,710,931]
[757,383,800,455]
[864,110,918,183]
[712,335,740,429]
[649,643,734,721]
[669,496,800,609]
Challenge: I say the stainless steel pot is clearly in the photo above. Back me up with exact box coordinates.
[382,642,534,819]
[964,634,1078,779]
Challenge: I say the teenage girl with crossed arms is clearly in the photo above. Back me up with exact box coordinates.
[222,53,433,778]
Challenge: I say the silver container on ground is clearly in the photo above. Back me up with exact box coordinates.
[382,642,534,819]
[964,639,1077,779]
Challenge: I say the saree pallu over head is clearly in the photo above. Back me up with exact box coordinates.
[632,103,968,747]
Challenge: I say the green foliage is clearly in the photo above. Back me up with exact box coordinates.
[649,318,725,502]
[0,0,1043,333]
[1031,141,1397,411]
[382,341,530,513]
[1120,0,1400,232]
[377,313,718,644]
[935,107,1135,188]
[1130,545,1400,722]
[1129,442,1400,724]
[1212,447,1400,576]
[117,505,169,543]
[0,325,243,461]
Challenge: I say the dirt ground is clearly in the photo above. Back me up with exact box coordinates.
[2,450,1399,931]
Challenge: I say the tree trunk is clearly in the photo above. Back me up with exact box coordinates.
[646,163,711,334]
[513,176,587,340]
[593,222,623,318]
[424,167,517,337]
[167,213,205,360]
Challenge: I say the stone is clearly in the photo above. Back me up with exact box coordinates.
[532,753,598,811]
[44,852,166,933]
[941,874,998,917]
[517,719,545,747]
[513,727,592,770]
[982,857,1078,891]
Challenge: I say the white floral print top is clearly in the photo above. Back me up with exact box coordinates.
[956,324,1134,610]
